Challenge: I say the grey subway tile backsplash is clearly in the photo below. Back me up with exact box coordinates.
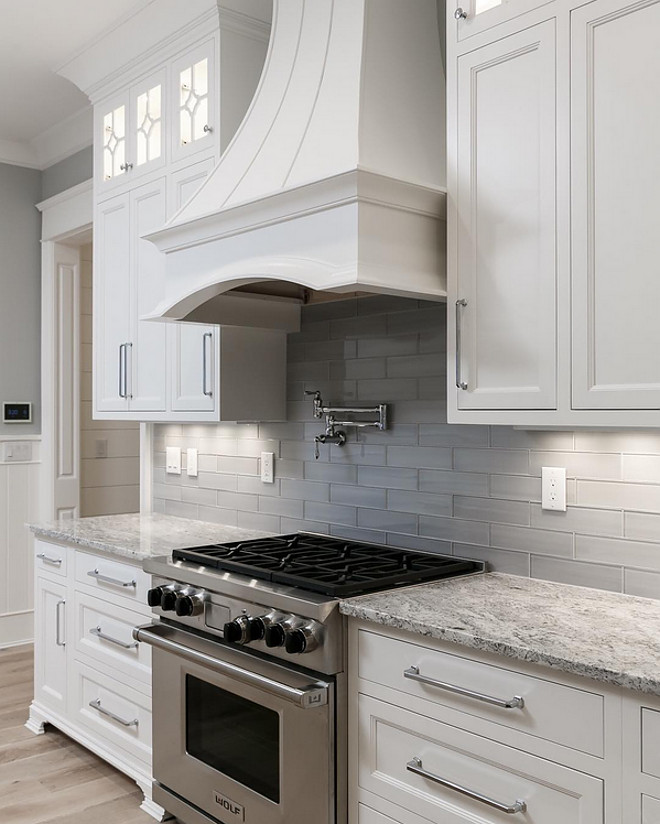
[153,297,660,600]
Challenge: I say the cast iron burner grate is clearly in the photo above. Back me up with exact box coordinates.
[171,533,484,598]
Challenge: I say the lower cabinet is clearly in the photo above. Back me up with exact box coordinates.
[350,621,659,824]
[27,539,163,821]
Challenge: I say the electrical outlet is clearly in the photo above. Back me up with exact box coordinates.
[166,446,182,475]
[261,452,275,484]
[542,466,567,511]
[95,439,108,458]
[187,448,198,478]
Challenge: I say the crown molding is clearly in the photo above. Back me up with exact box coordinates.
[0,139,40,170]
[32,106,93,170]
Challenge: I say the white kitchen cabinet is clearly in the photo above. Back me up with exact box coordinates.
[33,575,68,718]
[349,619,658,824]
[447,0,660,427]
[28,538,164,820]
[95,69,167,196]
[452,20,557,411]
[170,38,217,164]
[94,178,168,416]
[571,0,660,410]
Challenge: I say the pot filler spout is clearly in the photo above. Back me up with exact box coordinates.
[145,0,449,332]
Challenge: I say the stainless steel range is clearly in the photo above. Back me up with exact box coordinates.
[134,533,484,824]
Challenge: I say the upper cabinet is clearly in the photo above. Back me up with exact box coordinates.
[571,0,660,411]
[170,39,216,164]
[89,9,284,423]
[95,69,167,194]
[447,0,660,427]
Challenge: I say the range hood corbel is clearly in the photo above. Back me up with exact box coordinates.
[146,0,448,331]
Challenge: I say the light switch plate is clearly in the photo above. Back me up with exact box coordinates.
[261,452,275,484]
[187,448,198,478]
[3,442,32,462]
[542,466,566,511]
[166,446,182,475]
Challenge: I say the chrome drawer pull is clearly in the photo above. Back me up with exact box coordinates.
[404,666,524,709]
[90,626,139,649]
[407,757,526,815]
[56,600,66,647]
[87,569,137,588]
[37,552,62,566]
[89,698,138,727]
[455,298,468,390]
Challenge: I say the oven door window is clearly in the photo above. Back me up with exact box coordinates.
[186,674,280,803]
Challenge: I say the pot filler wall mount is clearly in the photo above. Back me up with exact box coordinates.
[305,390,388,459]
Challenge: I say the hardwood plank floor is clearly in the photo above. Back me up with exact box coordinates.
[0,645,155,824]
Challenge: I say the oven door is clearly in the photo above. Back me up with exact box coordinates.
[136,623,335,824]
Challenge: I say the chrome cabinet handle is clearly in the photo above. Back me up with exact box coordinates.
[404,666,524,709]
[56,600,66,647]
[455,298,468,390]
[88,698,138,728]
[87,569,137,589]
[454,6,468,19]
[119,162,134,172]
[125,342,132,399]
[90,626,139,649]
[203,124,213,133]
[119,344,126,398]
[202,331,213,397]
[407,757,526,815]
[37,552,62,566]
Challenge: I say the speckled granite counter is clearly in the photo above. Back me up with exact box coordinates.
[29,513,271,562]
[340,572,660,696]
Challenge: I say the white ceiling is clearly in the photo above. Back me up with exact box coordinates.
[0,0,149,167]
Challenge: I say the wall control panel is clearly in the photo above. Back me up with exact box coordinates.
[3,402,32,423]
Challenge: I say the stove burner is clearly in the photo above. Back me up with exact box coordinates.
[172,533,483,597]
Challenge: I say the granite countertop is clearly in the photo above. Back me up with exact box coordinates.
[340,572,660,696]
[29,513,271,562]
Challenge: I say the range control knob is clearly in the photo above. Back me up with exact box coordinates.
[174,591,204,617]
[223,617,248,644]
[285,624,321,654]
[147,586,166,607]
[264,622,286,648]
[249,611,284,643]
[160,589,177,611]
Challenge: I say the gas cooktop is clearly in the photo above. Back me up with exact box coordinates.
[171,532,485,598]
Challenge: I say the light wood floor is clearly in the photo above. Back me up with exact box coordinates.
[0,644,154,824]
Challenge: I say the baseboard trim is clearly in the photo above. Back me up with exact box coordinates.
[0,610,34,649]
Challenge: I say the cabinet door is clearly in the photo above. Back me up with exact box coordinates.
[95,92,130,194]
[130,69,167,178]
[169,158,218,414]
[170,38,217,164]
[452,0,554,41]
[572,0,660,410]
[452,20,557,410]
[129,178,168,412]
[94,194,131,413]
[34,577,68,716]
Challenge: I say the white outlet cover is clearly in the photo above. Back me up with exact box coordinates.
[261,451,275,484]
[166,446,182,475]
[187,448,198,478]
[541,466,567,511]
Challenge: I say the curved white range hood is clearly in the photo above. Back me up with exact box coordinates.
[146,0,447,328]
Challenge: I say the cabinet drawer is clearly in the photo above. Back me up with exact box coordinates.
[359,805,403,824]
[359,695,603,824]
[358,630,604,756]
[72,660,152,767]
[643,794,660,824]
[642,708,660,779]
[75,550,150,609]
[34,539,68,577]
[73,590,151,687]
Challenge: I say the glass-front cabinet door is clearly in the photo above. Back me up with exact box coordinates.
[170,38,216,163]
[452,0,554,40]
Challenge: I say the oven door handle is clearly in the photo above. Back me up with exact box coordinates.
[133,625,329,709]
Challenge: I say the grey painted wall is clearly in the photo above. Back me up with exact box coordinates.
[154,296,660,600]
[0,163,42,435]
[41,146,93,201]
